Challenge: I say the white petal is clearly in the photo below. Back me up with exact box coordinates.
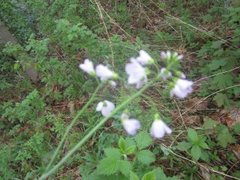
[96,64,116,81]
[96,102,104,111]
[96,100,115,117]
[123,119,141,135]
[150,120,172,139]
[109,81,117,87]
[136,50,152,65]
[160,68,172,80]
[170,79,193,99]
[101,100,115,117]
[125,58,147,88]
[79,59,95,74]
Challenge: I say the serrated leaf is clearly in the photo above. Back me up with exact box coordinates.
[118,160,132,176]
[137,150,155,165]
[97,157,119,175]
[213,93,230,107]
[130,171,139,180]
[187,128,199,143]
[202,118,219,130]
[142,170,156,180]
[135,131,153,150]
[118,137,126,152]
[199,141,209,149]
[104,148,122,159]
[125,145,136,155]
[154,168,178,180]
[213,74,233,89]
[208,59,227,71]
[233,123,240,134]
[217,125,236,148]
[176,141,192,151]
[191,145,202,161]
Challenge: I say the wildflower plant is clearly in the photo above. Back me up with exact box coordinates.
[40,50,194,179]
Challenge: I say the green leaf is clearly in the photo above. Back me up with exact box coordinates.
[208,59,227,71]
[155,168,178,180]
[213,74,233,89]
[97,157,119,175]
[202,118,219,130]
[125,145,136,155]
[176,141,192,151]
[155,168,167,180]
[199,141,209,149]
[118,160,132,176]
[135,131,153,150]
[118,137,126,152]
[137,150,155,165]
[130,171,139,180]
[142,170,156,180]
[104,148,122,159]
[233,123,240,134]
[191,145,202,161]
[187,128,199,143]
[217,125,236,148]
[213,93,230,107]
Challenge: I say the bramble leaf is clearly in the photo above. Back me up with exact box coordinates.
[137,150,155,165]
[135,131,153,150]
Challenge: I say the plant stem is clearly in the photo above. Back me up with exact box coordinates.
[45,83,103,172]
[39,80,154,180]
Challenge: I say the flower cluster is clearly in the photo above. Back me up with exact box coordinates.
[79,50,194,139]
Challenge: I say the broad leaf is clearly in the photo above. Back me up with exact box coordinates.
[135,131,153,150]
[137,150,155,165]
[191,145,202,161]
[130,171,139,180]
[142,170,156,180]
[213,93,230,107]
[217,125,236,148]
[187,128,199,143]
[97,157,119,175]
[104,148,122,159]
[176,141,192,151]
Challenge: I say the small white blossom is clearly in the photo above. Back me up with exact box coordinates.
[79,59,95,75]
[121,113,141,135]
[96,64,118,81]
[109,80,117,88]
[136,50,153,65]
[180,73,186,79]
[125,58,147,88]
[160,51,183,61]
[150,119,172,139]
[170,79,193,99]
[160,51,171,60]
[96,100,115,117]
[159,68,172,80]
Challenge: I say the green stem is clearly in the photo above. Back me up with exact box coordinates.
[44,83,103,172]
[39,80,155,180]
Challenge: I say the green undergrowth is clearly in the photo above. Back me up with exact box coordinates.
[0,0,240,179]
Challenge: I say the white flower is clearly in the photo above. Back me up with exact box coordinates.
[150,119,172,139]
[96,100,115,117]
[159,68,172,80]
[160,51,171,60]
[121,113,141,135]
[125,58,147,88]
[79,59,95,75]
[136,50,153,65]
[160,51,183,61]
[180,73,186,79]
[170,79,193,99]
[109,80,117,88]
[96,64,118,81]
